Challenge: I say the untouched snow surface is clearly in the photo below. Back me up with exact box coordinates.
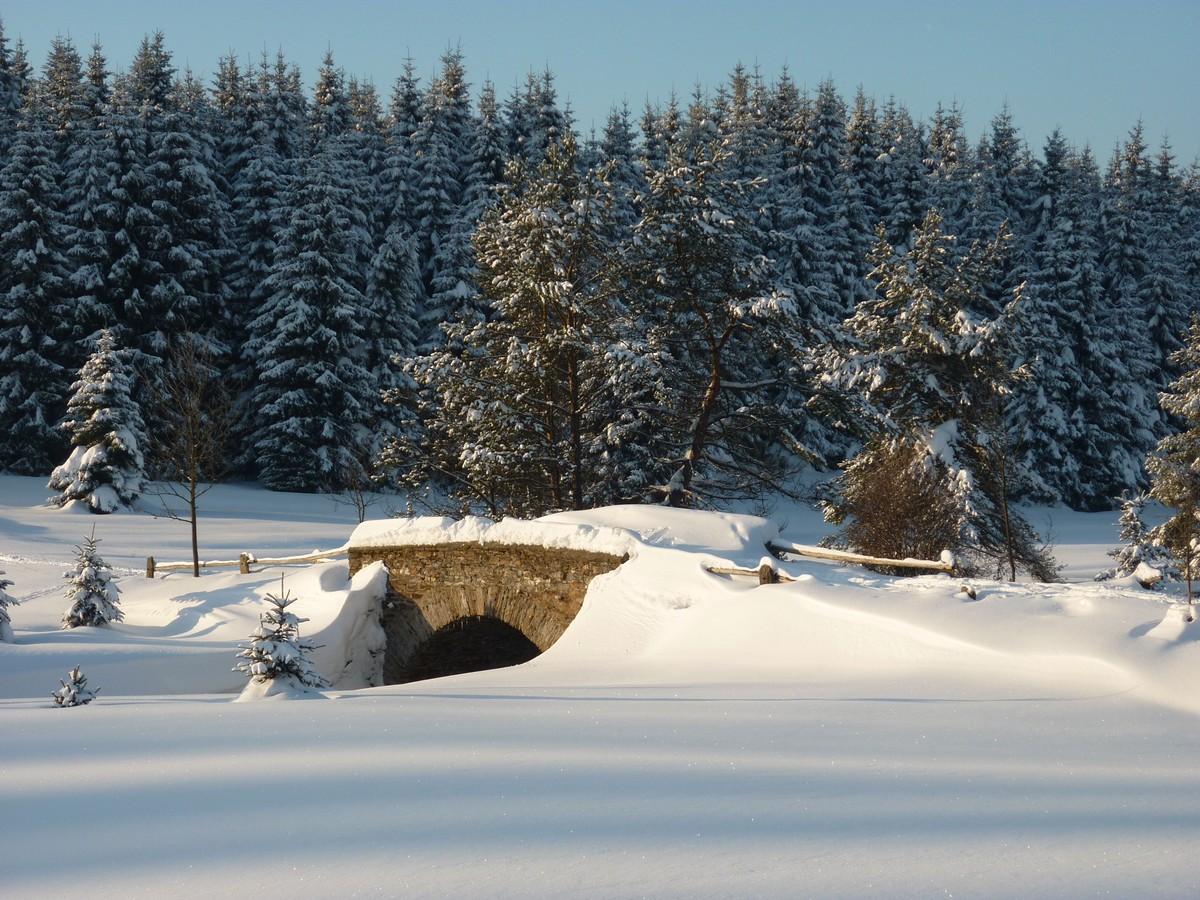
[2,474,1199,898]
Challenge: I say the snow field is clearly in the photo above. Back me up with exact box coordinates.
[2,475,1199,897]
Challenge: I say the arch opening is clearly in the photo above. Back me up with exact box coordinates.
[392,615,541,684]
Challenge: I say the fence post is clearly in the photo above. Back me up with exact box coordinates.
[146,556,155,579]
[757,562,778,585]
[239,553,251,575]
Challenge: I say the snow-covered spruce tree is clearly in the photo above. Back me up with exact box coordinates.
[1147,316,1200,610]
[0,111,74,474]
[1095,492,1178,586]
[243,145,375,493]
[1010,132,1119,510]
[61,527,122,628]
[410,48,480,349]
[818,210,1058,581]
[234,582,328,694]
[0,568,18,642]
[1097,125,1174,479]
[52,665,98,707]
[49,328,148,513]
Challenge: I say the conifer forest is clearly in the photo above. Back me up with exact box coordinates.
[1,25,1197,558]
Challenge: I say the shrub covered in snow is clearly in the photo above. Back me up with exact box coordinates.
[61,528,123,628]
[52,665,98,707]
[0,568,17,642]
[234,583,329,695]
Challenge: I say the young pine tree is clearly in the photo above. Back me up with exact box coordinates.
[52,665,99,707]
[1095,492,1178,586]
[1147,316,1200,610]
[48,329,148,513]
[0,567,17,641]
[234,581,329,694]
[61,527,122,628]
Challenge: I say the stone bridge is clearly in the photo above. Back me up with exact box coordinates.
[348,541,628,684]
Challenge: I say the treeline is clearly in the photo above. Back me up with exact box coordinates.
[0,24,1197,520]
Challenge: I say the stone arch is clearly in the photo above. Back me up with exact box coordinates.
[348,542,627,684]
[391,616,541,683]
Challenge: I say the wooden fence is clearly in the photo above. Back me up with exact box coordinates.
[145,546,348,578]
[704,541,957,584]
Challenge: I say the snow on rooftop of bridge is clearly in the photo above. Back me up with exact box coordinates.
[348,503,783,557]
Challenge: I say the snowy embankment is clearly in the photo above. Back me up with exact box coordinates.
[2,474,1200,898]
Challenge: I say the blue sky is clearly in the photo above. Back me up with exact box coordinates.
[4,0,1198,163]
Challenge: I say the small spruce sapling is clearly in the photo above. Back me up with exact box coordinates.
[1095,492,1179,587]
[0,568,18,642]
[234,579,329,693]
[61,527,123,628]
[53,665,99,707]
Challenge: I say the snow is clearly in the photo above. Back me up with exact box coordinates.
[2,474,1199,897]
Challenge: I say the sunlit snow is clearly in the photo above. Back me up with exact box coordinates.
[2,474,1198,898]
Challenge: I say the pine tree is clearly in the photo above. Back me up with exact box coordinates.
[257,49,309,161]
[878,99,927,248]
[1147,315,1200,609]
[0,113,74,473]
[385,135,628,515]
[61,527,122,628]
[411,49,479,347]
[1095,492,1177,585]
[1009,131,1109,508]
[52,665,99,706]
[310,49,350,149]
[380,56,422,234]
[819,210,1057,580]
[244,150,375,493]
[1098,124,1170,475]
[234,582,329,693]
[48,329,148,513]
[627,138,807,507]
[0,567,17,642]
[364,222,421,431]
[40,34,88,156]
[60,41,123,347]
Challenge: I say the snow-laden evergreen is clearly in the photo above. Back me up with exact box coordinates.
[244,146,375,492]
[234,582,329,695]
[818,210,1057,580]
[48,328,148,513]
[61,527,122,628]
[629,138,808,507]
[51,664,98,706]
[1147,315,1200,607]
[1094,492,1178,585]
[0,29,1196,512]
[0,112,73,473]
[386,135,630,515]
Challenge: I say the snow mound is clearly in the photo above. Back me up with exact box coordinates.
[350,504,779,561]
[349,511,639,557]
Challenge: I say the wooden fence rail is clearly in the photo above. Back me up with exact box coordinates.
[704,542,957,585]
[765,541,957,574]
[145,546,349,578]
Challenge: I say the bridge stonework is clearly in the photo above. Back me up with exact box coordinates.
[348,543,627,683]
